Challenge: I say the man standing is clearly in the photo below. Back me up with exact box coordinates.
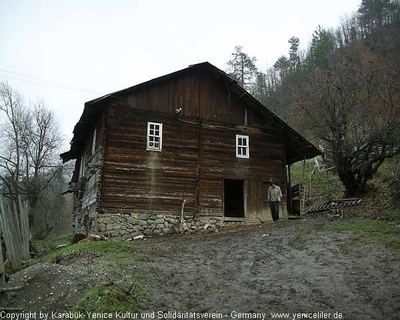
[268,182,282,223]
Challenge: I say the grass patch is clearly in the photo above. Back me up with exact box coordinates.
[324,218,400,249]
[45,240,141,264]
[383,208,400,220]
[290,158,345,202]
[33,232,74,257]
[325,218,398,234]
[73,283,140,315]
[53,232,75,244]
[375,158,394,182]
[44,239,146,313]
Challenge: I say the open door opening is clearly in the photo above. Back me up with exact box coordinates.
[224,179,244,217]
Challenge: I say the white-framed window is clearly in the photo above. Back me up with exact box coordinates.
[236,135,249,158]
[147,122,163,151]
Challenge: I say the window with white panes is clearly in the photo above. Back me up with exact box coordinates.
[236,135,249,158]
[147,122,163,151]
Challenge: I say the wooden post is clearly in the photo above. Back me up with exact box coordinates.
[300,158,306,216]
[180,199,187,224]
[0,195,29,309]
[0,196,21,269]
[0,195,30,270]
[19,196,30,259]
[301,184,306,216]
[287,164,292,215]
[0,224,5,307]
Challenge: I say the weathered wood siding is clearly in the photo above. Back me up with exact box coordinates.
[71,115,105,233]
[102,108,199,215]
[80,117,104,211]
[126,75,246,124]
[100,73,286,218]
[199,124,285,216]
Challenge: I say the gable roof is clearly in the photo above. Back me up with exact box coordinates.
[60,62,320,164]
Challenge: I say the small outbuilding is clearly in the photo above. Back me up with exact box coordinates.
[61,62,320,238]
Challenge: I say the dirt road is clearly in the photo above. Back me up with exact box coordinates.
[7,216,400,319]
[136,217,400,319]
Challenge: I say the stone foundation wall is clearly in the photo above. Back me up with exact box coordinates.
[96,213,247,240]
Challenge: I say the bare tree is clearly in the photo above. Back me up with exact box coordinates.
[297,53,400,195]
[0,82,64,236]
[24,100,63,212]
[0,82,29,202]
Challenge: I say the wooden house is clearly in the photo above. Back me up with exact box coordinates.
[61,62,320,238]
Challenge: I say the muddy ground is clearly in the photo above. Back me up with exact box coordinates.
[6,215,400,319]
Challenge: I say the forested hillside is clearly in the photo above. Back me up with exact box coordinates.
[227,0,400,197]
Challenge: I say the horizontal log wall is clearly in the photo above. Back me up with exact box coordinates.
[199,124,285,216]
[99,73,286,218]
[102,108,198,215]
[101,110,285,217]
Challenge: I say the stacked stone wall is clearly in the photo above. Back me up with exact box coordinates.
[96,213,246,240]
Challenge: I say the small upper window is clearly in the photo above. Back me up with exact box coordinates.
[147,122,163,151]
[236,135,249,158]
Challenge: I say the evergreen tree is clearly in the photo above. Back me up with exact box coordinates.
[359,0,390,31]
[226,45,258,92]
[253,71,268,104]
[273,56,290,83]
[288,36,300,70]
[306,26,337,70]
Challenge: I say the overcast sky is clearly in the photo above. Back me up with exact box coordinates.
[0,0,361,150]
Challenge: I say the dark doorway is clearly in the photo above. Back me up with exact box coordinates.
[224,179,244,217]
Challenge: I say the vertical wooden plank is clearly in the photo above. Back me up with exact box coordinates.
[0,197,21,269]
[184,77,191,115]
[19,197,30,259]
[0,225,5,308]
[192,76,200,118]
[243,180,248,217]
[256,181,261,217]
[0,223,5,288]
[263,182,271,221]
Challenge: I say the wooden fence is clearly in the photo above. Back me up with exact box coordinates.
[0,195,29,308]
